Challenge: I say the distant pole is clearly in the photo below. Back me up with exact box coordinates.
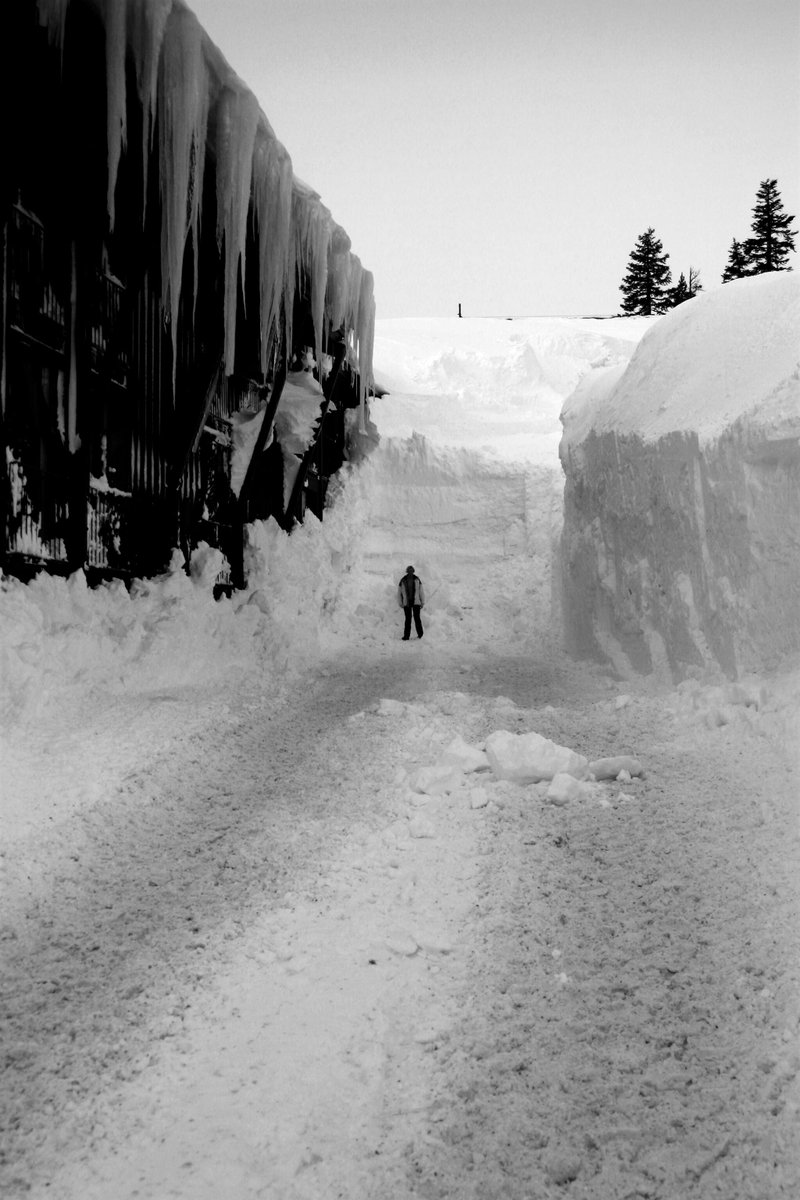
[458,302,462,318]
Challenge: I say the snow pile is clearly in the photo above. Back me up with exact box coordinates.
[0,485,370,729]
[484,728,589,783]
[560,273,800,681]
[391,710,646,817]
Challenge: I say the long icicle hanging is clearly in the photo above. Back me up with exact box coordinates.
[104,0,128,231]
[252,122,293,376]
[36,0,69,53]
[157,4,209,390]
[215,81,260,374]
[127,0,173,228]
[291,185,331,368]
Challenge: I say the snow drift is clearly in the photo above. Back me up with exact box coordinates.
[560,273,800,681]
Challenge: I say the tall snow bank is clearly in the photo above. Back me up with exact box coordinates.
[559,274,800,681]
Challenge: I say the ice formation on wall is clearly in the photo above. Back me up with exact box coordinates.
[274,371,327,507]
[104,0,128,229]
[128,0,173,222]
[215,80,260,371]
[559,272,800,682]
[36,0,69,50]
[252,124,293,373]
[157,5,209,371]
[35,0,376,396]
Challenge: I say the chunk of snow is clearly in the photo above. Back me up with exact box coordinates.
[469,787,489,809]
[408,764,461,796]
[408,814,437,839]
[485,729,588,784]
[588,755,643,780]
[440,735,490,773]
[546,773,595,805]
[385,931,419,956]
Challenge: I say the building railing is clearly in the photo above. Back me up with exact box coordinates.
[87,483,131,569]
[4,451,69,564]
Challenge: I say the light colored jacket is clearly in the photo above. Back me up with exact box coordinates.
[397,574,425,608]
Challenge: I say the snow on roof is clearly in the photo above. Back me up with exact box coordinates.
[561,273,800,448]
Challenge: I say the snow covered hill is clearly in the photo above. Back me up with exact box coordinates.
[560,273,800,681]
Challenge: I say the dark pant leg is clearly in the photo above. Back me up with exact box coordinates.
[403,606,412,638]
[412,605,423,637]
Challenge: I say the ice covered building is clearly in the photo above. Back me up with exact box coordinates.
[1,0,375,588]
[559,272,800,682]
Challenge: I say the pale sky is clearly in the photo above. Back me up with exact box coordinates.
[188,0,799,319]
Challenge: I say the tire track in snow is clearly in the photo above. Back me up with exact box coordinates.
[385,695,800,1199]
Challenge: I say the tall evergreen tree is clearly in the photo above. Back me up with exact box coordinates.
[721,238,749,282]
[619,228,672,315]
[743,179,796,273]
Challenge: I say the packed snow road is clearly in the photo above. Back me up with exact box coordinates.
[2,631,799,1199]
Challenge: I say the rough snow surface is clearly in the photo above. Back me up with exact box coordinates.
[561,274,800,448]
[2,313,800,1199]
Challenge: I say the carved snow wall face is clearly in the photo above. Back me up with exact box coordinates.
[560,423,800,681]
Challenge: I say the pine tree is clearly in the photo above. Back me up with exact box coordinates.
[619,228,673,315]
[670,273,690,306]
[721,238,749,282]
[743,179,796,273]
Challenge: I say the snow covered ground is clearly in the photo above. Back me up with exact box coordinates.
[2,313,800,1199]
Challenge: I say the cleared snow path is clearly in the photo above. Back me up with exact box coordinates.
[3,639,800,1199]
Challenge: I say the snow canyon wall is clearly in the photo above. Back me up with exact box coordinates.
[559,274,800,681]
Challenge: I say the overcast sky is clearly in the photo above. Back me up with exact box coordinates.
[188,0,799,319]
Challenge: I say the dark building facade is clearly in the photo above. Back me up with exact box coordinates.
[1,0,376,589]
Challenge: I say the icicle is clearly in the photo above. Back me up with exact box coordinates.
[355,267,375,429]
[36,0,69,51]
[291,185,332,367]
[104,0,128,231]
[252,122,293,375]
[215,81,260,373]
[157,5,209,386]
[325,223,353,337]
[128,0,172,227]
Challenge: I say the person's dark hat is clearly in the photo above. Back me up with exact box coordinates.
[406,565,414,572]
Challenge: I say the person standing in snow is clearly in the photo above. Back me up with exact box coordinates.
[398,565,425,640]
